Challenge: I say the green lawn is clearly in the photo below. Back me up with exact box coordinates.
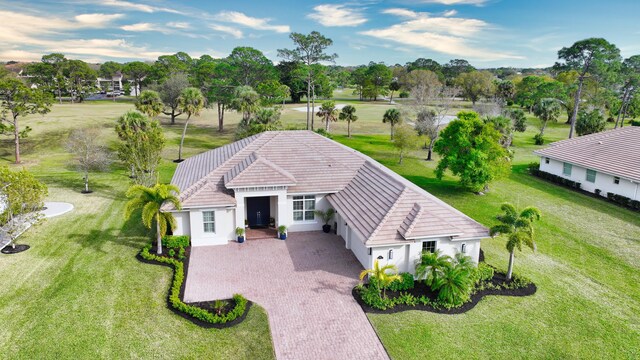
[333,120,640,359]
[1,99,638,359]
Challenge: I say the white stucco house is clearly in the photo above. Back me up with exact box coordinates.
[164,131,489,274]
[534,127,640,201]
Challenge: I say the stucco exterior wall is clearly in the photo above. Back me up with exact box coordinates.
[285,193,331,233]
[539,157,639,200]
[188,207,235,246]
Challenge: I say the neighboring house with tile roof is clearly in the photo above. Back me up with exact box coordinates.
[166,131,489,273]
[534,127,640,201]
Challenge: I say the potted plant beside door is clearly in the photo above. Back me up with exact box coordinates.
[278,225,287,240]
[235,227,245,243]
[315,208,336,233]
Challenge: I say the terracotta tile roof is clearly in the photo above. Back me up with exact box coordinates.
[533,127,640,182]
[168,130,489,244]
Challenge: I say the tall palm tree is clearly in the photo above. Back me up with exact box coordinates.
[135,90,163,119]
[489,203,541,280]
[383,108,402,139]
[360,259,401,298]
[316,100,338,131]
[415,250,451,287]
[125,183,181,255]
[338,105,358,137]
[176,87,205,162]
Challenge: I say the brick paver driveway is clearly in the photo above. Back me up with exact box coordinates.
[184,232,389,360]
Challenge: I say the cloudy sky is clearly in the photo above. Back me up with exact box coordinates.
[1,0,639,68]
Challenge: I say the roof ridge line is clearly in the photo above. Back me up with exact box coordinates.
[403,202,424,239]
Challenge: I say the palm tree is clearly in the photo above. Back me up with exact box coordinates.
[316,100,338,131]
[338,105,358,137]
[452,252,475,274]
[489,203,541,280]
[533,98,561,143]
[230,86,260,122]
[176,87,205,162]
[135,90,163,119]
[359,259,401,298]
[125,183,181,255]
[415,250,451,287]
[383,108,402,139]
[432,265,473,306]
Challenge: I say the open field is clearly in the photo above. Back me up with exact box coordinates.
[0,97,638,359]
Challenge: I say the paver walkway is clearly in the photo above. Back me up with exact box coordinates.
[184,232,389,360]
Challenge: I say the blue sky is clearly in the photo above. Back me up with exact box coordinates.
[1,0,639,68]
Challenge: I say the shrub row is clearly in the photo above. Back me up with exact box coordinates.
[162,235,190,248]
[607,192,640,211]
[530,168,582,190]
[140,244,247,324]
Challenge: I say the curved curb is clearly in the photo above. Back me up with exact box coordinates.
[42,202,74,218]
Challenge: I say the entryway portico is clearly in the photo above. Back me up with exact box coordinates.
[234,186,288,233]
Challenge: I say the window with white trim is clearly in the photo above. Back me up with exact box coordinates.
[586,169,596,183]
[293,195,315,221]
[203,211,215,233]
[422,241,436,253]
[563,163,572,176]
[613,176,620,185]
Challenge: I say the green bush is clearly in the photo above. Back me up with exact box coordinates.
[473,263,495,284]
[162,235,190,248]
[531,169,582,190]
[178,247,186,260]
[533,133,545,145]
[607,192,640,211]
[140,244,246,324]
[168,249,176,258]
[388,272,415,292]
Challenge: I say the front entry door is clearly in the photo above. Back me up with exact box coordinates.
[246,196,270,228]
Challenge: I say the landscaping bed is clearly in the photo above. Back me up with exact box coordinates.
[137,240,251,328]
[354,267,536,315]
[1,244,30,254]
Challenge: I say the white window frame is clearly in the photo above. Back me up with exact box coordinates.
[562,163,572,176]
[422,241,437,253]
[586,169,596,183]
[293,195,315,222]
[202,211,215,233]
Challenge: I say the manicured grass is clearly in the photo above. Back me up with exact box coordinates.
[0,103,274,359]
[333,119,640,359]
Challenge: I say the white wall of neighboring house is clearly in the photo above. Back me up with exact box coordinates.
[539,157,639,200]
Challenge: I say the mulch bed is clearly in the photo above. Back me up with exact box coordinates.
[137,245,252,329]
[1,244,30,254]
[354,272,537,315]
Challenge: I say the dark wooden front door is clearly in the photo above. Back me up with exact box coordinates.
[246,196,270,228]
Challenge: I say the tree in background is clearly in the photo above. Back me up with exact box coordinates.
[316,100,338,131]
[40,53,67,103]
[414,109,438,160]
[496,80,516,105]
[193,58,235,132]
[122,61,152,97]
[456,70,495,105]
[507,108,527,132]
[257,79,290,106]
[99,61,122,101]
[135,90,163,118]
[0,166,48,251]
[277,61,307,103]
[382,108,402,139]
[0,78,53,163]
[230,86,260,122]
[235,107,283,140]
[555,38,621,138]
[443,59,475,85]
[176,87,206,162]
[115,111,165,186]
[63,59,97,103]
[392,124,418,164]
[66,128,111,193]
[576,108,606,136]
[388,80,401,103]
[490,203,541,280]
[615,55,640,128]
[532,98,561,144]
[338,105,358,138]
[153,73,190,124]
[227,47,277,88]
[403,69,441,103]
[434,111,510,192]
[278,31,337,130]
[125,184,181,255]
[151,52,193,83]
[362,62,392,101]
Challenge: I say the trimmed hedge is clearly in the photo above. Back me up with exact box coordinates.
[530,168,582,190]
[140,244,247,324]
[162,235,190,248]
[607,192,640,211]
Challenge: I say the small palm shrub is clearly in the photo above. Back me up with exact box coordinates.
[360,259,401,299]
[431,265,474,306]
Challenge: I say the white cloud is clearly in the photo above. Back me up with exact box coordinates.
[442,10,458,17]
[217,11,290,33]
[307,4,367,27]
[209,24,244,39]
[0,10,166,61]
[419,0,488,5]
[74,13,124,27]
[361,8,523,60]
[167,22,190,29]
[97,0,183,14]
[121,22,161,32]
